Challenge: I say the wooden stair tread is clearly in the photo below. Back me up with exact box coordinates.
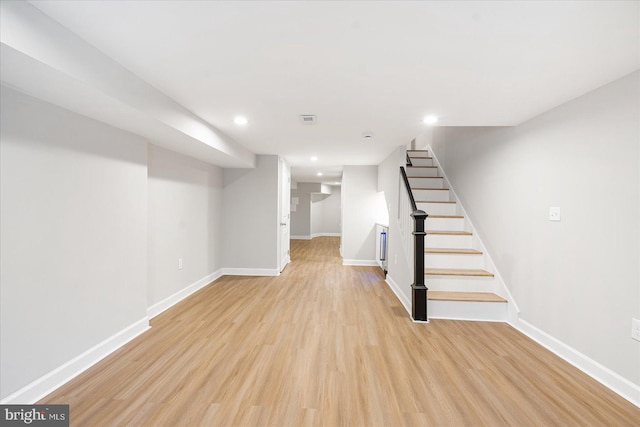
[411,187,450,191]
[427,215,464,219]
[426,248,483,255]
[416,200,454,204]
[410,176,443,179]
[408,156,433,159]
[407,166,438,169]
[426,230,471,235]
[407,150,428,152]
[428,291,506,303]
[425,268,494,277]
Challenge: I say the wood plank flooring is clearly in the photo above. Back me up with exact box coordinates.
[40,237,640,426]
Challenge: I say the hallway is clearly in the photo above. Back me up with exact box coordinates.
[41,237,639,426]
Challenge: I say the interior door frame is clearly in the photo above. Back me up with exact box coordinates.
[277,157,291,272]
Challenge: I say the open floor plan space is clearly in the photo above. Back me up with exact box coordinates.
[40,237,639,426]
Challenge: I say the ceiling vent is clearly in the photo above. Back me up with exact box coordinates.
[299,115,317,125]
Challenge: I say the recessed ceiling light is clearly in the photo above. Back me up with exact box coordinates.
[310,156,318,162]
[317,172,323,177]
[423,115,439,125]
[234,116,248,126]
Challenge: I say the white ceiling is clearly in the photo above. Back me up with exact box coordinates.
[26,1,640,182]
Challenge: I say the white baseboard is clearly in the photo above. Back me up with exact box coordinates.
[290,235,311,240]
[222,267,280,277]
[147,269,223,319]
[1,317,149,404]
[385,275,411,316]
[311,233,341,238]
[510,317,640,408]
[342,259,378,266]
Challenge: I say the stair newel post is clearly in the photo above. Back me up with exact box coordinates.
[411,210,428,321]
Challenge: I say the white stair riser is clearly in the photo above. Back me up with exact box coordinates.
[406,167,440,177]
[427,300,507,322]
[417,202,456,215]
[409,177,444,188]
[408,158,434,167]
[426,233,472,247]
[425,217,465,230]
[426,276,496,292]
[425,253,485,269]
[413,189,450,201]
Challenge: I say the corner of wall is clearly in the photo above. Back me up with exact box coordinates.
[1,318,150,404]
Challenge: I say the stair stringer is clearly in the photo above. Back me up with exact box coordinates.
[425,145,520,322]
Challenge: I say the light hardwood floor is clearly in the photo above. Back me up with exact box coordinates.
[41,236,640,426]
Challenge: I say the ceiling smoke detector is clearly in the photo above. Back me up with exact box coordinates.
[300,115,317,125]
[362,132,374,140]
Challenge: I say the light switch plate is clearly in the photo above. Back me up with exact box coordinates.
[549,207,561,221]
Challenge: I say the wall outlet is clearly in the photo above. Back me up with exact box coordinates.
[632,318,640,342]
[178,258,183,270]
[549,207,561,221]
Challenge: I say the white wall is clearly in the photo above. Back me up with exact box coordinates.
[0,87,148,400]
[341,166,378,264]
[291,192,311,238]
[291,183,340,238]
[377,146,414,307]
[0,0,255,168]
[310,193,324,237]
[222,155,279,273]
[148,145,223,308]
[0,89,285,402]
[430,71,640,388]
[311,187,341,236]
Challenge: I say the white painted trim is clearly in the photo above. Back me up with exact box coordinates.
[280,255,291,273]
[290,235,312,240]
[342,259,378,266]
[284,255,291,266]
[222,268,280,277]
[311,233,341,238]
[1,317,149,404]
[147,269,223,319]
[510,317,640,408]
[385,275,411,316]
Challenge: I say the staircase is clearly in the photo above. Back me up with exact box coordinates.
[406,149,508,321]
